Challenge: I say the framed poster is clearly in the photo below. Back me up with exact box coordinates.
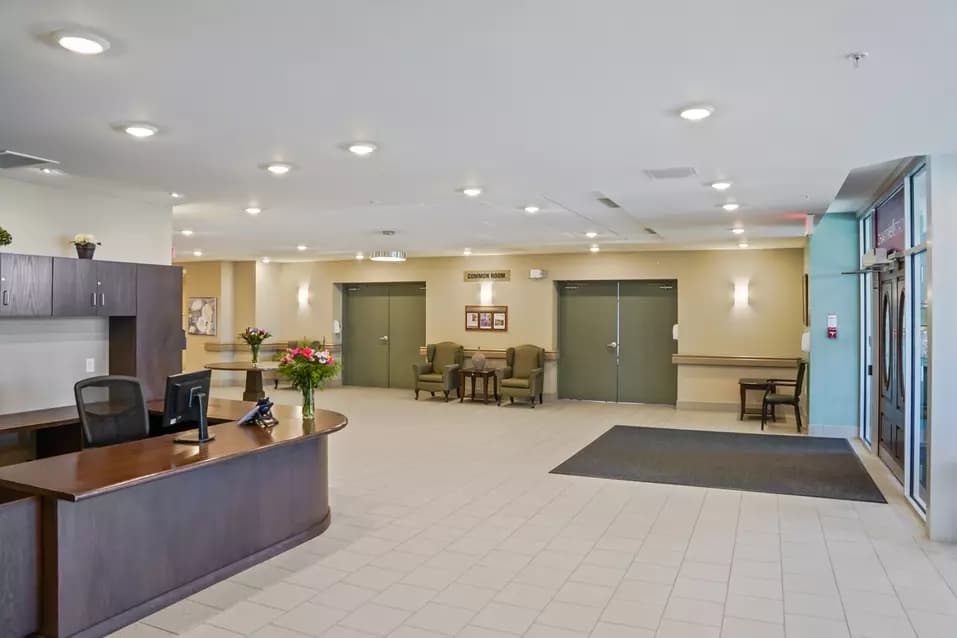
[465,305,508,331]
[188,297,217,336]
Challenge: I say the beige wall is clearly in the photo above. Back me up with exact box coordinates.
[181,261,240,384]
[273,248,805,404]
[233,261,257,332]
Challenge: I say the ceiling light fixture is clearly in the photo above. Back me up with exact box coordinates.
[370,250,407,262]
[170,191,184,199]
[355,252,365,260]
[463,248,472,256]
[722,203,740,211]
[589,244,600,253]
[39,167,64,176]
[180,229,194,236]
[346,142,378,156]
[53,30,110,55]
[192,250,203,257]
[460,187,483,197]
[738,241,749,249]
[585,231,598,239]
[296,245,307,251]
[523,205,540,214]
[244,206,262,215]
[710,181,732,191]
[118,123,159,138]
[262,162,295,176]
[679,105,715,121]
[731,227,745,235]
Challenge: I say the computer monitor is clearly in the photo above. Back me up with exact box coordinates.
[163,370,215,444]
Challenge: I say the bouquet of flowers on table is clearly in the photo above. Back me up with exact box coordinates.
[239,327,272,364]
[278,340,341,419]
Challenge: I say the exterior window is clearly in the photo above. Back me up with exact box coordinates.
[912,167,928,245]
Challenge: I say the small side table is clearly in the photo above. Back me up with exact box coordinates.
[738,378,776,421]
[459,369,499,404]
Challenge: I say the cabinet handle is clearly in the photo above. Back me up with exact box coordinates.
[91,292,97,307]
[2,290,7,306]
[100,293,106,307]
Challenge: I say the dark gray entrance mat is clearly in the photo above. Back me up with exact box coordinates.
[551,426,886,503]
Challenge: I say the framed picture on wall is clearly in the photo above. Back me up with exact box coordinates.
[187,297,217,336]
[466,305,507,331]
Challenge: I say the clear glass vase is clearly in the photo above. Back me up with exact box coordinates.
[251,344,260,365]
[301,384,316,420]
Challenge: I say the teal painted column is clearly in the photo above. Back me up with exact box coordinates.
[808,213,860,436]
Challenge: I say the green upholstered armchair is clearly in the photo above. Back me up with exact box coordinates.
[412,342,464,401]
[498,345,545,407]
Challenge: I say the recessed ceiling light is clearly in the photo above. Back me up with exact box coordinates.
[461,187,483,197]
[463,248,472,256]
[245,206,262,215]
[346,142,377,156]
[523,205,540,214]
[262,257,271,263]
[170,191,184,199]
[54,30,110,55]
[192,250,203,257]
[710,181,732,191]
[296,245,307,251]
[679,105,714,121]
[118,123,159,138]
[39,166,65,176]
[180,229,194,236]
[589,244,600,253]
[731,227,745,235]
[738,241,749,249]
[585,231,598,239]
[263,162,294,175]
[370,250,407,262]
[722,203,740,211]
[355,252,365,260]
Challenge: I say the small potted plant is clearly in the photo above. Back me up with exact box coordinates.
[278,340,341,420]
[0,226,11,248]
[71,234,101,259]
[239,327,272,364]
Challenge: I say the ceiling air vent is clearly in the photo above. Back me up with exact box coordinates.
[643,167,696,180]
[0,150,58,170]
[596,196,621,209]
[643,227,662,238]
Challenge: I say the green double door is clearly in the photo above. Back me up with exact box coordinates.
[558,280,678,404]
[342,282,426,389]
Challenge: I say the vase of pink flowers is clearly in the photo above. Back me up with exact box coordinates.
[239,327,272,364]
[278,341,341,420]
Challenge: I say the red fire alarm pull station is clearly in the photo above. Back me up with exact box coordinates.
[826,313,838,339]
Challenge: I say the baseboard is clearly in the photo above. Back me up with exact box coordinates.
[808,423,858,438]
[676,401,739,412]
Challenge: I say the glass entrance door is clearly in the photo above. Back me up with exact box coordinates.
[877,267,906,482]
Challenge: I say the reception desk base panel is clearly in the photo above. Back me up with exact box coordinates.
[42,436,330,638]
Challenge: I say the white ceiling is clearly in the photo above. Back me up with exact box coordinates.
[1,0,956,261]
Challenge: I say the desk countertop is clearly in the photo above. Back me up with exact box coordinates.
[0,405,81,435]
[0,398,346,502]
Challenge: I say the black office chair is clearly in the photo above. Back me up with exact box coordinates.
[74,375,150,448]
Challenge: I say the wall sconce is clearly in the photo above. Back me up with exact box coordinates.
[297,283,310,309]
[733,280,750,307]
[479,282,494,306]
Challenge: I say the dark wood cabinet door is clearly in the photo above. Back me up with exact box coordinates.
[0,254,53,317]
[96,261,137,316]
[52,258,97,316]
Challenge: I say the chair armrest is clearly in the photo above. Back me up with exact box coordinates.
[412,363,434,376]
[528,367,544,392]
[496,366,513,380]
[767,379,797,386]
[441,363,460,378]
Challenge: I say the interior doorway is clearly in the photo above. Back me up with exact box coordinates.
[341,282,426,389]
[558,280,677,404]
[877,262,906,482]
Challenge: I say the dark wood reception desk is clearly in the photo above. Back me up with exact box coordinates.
[0,399,347,638]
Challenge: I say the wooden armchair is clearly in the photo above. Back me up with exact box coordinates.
[761,361,807,432]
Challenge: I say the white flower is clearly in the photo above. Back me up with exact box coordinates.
[73,233,97,244]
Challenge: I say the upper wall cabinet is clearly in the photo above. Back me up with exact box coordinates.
[0,254,53,317]
[52,258,137,317]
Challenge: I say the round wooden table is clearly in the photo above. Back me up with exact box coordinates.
[205,361,278,401]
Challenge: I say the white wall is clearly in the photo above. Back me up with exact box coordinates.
[0,176,172,413]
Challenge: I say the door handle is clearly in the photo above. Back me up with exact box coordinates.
[606,341,617,350]
[1,290,7,306]
[100,293,106,307]
[378,335,389,343]
[91,292,97,307]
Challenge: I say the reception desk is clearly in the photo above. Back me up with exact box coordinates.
[0,399,347,638]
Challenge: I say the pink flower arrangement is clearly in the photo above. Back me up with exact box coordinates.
[239,327,272,347]
[278,341,341,392]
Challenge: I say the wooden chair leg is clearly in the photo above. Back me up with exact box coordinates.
[794,403,803,432]
[415,390,419,400]
[443,390,449,402]
[760,400,767,430]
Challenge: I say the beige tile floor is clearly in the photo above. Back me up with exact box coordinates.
[111,387,957,638]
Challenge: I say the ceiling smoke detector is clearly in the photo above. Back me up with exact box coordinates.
[846,51,869,69]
